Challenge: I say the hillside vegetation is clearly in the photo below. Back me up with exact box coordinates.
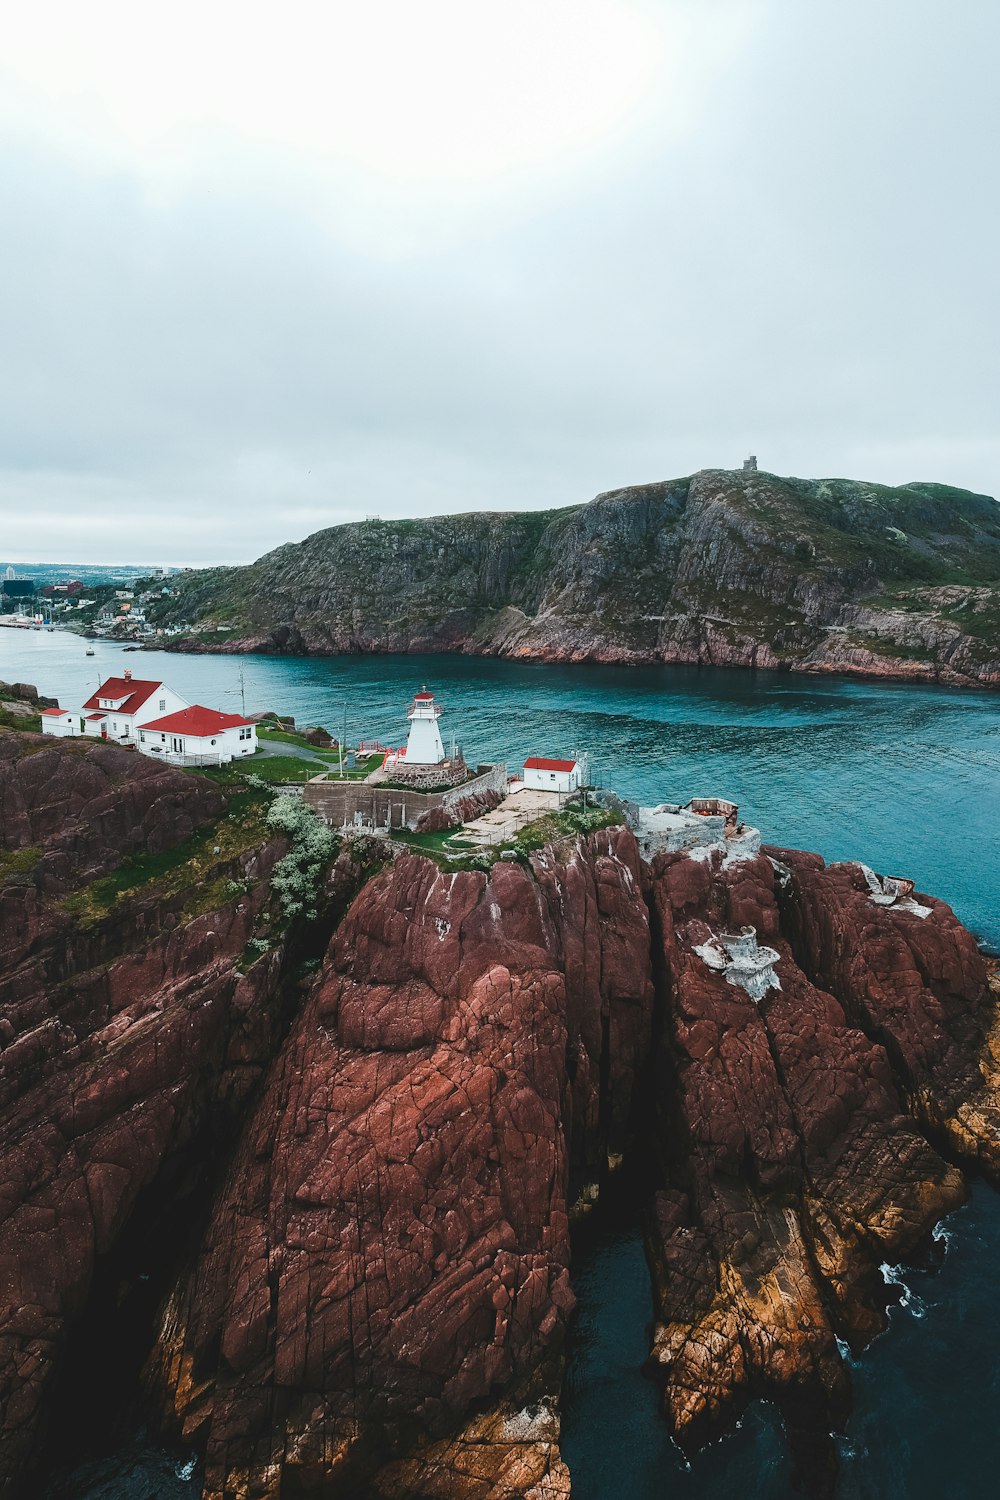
[148,468,1000,686]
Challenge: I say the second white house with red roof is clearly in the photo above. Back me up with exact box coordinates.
[81,670,189,744]
[136,705,257,765]
[522,755,582,794]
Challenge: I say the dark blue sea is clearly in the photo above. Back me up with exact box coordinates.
[4,632,999,1498]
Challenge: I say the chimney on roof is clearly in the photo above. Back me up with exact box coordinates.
[123,668,132,681]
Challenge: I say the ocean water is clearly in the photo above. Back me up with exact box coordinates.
[4,631,1000,1497]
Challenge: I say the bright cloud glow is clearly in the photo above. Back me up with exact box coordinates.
[0,0,996,566]
[2,0,665,183]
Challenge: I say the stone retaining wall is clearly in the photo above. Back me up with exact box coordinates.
[303,763,508,830]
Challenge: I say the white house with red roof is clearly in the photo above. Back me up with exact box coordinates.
[40,706,80,738]
[81,670,188,744]
[523,755,582,794]
[136,705,257,765]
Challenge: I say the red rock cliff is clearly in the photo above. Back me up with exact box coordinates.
[2,739,997,1499]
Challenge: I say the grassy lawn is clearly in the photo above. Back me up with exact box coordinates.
[257,724,336,751]
[223,754,326,784]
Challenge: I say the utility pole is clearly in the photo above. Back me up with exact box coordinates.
[226,665,247,717]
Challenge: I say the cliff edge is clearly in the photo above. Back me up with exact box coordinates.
[1,731,998,1497]
[150,468,1000,686]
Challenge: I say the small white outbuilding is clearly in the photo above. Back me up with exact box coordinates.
[522,756,582,794]
[40,706,79,738]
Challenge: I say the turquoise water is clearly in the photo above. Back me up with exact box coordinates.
[6,632,1000,1497]
[563,1187,1000,1500]
[6,632,998,947]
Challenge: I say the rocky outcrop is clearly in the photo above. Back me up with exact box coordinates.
[641,845,990,1491]
[150,469,1000,686]
[146,831,653,1498]
[0,733,386,1495]
[2,734,998,1498]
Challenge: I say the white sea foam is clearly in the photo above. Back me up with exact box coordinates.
[835,1336,859,1367]
[932,1220,954,1250]
[879,1262,927,1319]
[175,1456,198,1480]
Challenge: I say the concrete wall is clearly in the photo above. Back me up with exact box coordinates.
[304,763,508,831]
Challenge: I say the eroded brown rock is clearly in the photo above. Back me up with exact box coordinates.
[643,843,985,1489]
[2,739,997,1499]
[146,831,653,1498]
[0,734,295,1494]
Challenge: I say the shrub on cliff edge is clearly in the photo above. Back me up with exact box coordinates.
[266,795,337,921]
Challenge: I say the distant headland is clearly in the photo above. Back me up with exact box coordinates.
[124,468,1000,688]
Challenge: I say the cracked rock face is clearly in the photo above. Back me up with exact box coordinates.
[644,843,991,1493]
[146,833,653,1498]
[0,734,294,1496]
[2,736,997,1499]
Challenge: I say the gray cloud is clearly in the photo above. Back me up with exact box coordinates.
[1,0,997,565]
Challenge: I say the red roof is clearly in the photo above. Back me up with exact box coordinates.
[85,711,107,721]
[524,756,577,773]
[141,704,254,737]
[413,692,434,701]
[82,676,163,715]
[41,706,70,716]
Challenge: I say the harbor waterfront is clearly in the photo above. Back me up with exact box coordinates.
[5,631,1000,1500]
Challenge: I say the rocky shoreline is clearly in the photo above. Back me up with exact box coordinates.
[147,470,1000,690]
[2,728,998,1497]
[160,625,1000,690]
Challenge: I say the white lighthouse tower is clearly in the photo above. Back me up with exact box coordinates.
[405,688,446,765]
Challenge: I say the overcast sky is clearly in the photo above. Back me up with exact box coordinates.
[1,0,997,566]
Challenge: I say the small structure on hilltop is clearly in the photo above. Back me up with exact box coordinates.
[136,704,257,766]
[40,706,79,738]
[742,454,758,472]
[523,756,582,795]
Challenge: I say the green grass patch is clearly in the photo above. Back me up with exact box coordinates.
[0,844,42,879]
[239,755,325,784]
[257,725,336,752]
[0,705,42,732]
[61,787,270,927]
[389,803,624,870]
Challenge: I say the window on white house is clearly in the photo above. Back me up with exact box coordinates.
[159,699,166,711]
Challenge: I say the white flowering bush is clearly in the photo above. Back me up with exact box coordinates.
[266,796,337,921]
